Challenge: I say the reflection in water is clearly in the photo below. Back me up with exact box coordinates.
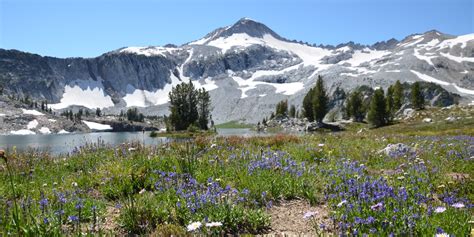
[0,128,261,155]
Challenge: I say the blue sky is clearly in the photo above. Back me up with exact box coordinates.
[1,0,472,58]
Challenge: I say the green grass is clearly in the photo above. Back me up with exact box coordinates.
[0,108,472,236]
[215,121,253,129]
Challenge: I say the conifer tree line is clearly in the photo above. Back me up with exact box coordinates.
[168,80,212,131]
[267,76,426,128]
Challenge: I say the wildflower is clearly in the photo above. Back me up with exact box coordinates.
[370,202,384,211]
[72,182,78,187]
[205,222,222,228]
[435,233,450,237]
[139,188,146,194]
[128,147,136,151]
[68,215,79,222]
[39,198,49,210]
[434,206,446,213]
[437,184,445,189]
[187,221,202,232]
[397,176,405,180]
[303,211,318,219]
[337,200,347,207]
[43,217,49,224]
[318,143,325,147]
[451,203,465,208]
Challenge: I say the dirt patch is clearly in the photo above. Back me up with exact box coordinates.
[446,173,470,182]
[265,199,330,236]
[101,205,121,233]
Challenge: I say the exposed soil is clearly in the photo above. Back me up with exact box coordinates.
[265,199,330,236]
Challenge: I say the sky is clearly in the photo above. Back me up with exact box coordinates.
[0,0,472,58]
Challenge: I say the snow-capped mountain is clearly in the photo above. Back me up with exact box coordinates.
[0,18,473,123]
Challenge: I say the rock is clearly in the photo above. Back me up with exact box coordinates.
[422,118,432,123]
[403,108,415,119]
[445,116,457,122]
[378,143,415,157]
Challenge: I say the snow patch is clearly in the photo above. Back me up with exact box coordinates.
[39,127,51,134]
[339,49,390,67]
[452,84,474,95]
[11,129,35,135]
[22,109,44,116]
[83,121,112,130]
[0,113,5,117]
[399,36,424,48]
[413,48,435,67]
[48,119,57,122]
[123,71,182,107]
[440,52,474,63]
[58,129,70,134]
[410,70,449,86]
[50,80,114,110]
[120,46,177,57]
[437,33,474,49]
[27,119,39,129]
[410,70,474,95]
[232,76,304,99]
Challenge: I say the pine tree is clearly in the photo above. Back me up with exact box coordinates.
[411,82,424,110]
[302,88,314,121]
[197,88,211,130]
[275,100,288,116]
[393,80,403,111]
[96,108,102,117]
[347,90,365,122]
[169,80,205,131]
[312,75,329,123]
[367,88,388,127]
[386,85,395,122]
[289,105,296,118]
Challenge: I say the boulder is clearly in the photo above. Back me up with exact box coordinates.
[422,118,432,123]
[378,143,415,157]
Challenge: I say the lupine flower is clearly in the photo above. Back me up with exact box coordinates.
[205,222,222,227]
[187,221,202,232]
[68,215,79,222]
[434,206,446,213]
[303,211,317,219]
[370,202,383,211]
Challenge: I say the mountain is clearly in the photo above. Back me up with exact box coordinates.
[0,18,473,123]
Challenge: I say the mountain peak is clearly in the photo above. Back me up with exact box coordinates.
[190,17,286,45]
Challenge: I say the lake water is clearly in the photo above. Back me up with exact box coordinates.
[0,128,262,155]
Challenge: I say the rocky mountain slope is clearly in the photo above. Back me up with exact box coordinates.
[1,18,473,123]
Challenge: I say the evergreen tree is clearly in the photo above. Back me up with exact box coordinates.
[312,75,329,123]
[393,80,403,111]
[96,108,102,117]
[197,88,211,130]
[346,90,365,122]
[367,88,388,127]
[169,80,206,131]
[411,82,424,110]
[386,85,395,122]
[275,100,288,116]
[289,105,296,118]
[302,88,314,121]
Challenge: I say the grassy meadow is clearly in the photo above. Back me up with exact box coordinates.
[0,108,472,236]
